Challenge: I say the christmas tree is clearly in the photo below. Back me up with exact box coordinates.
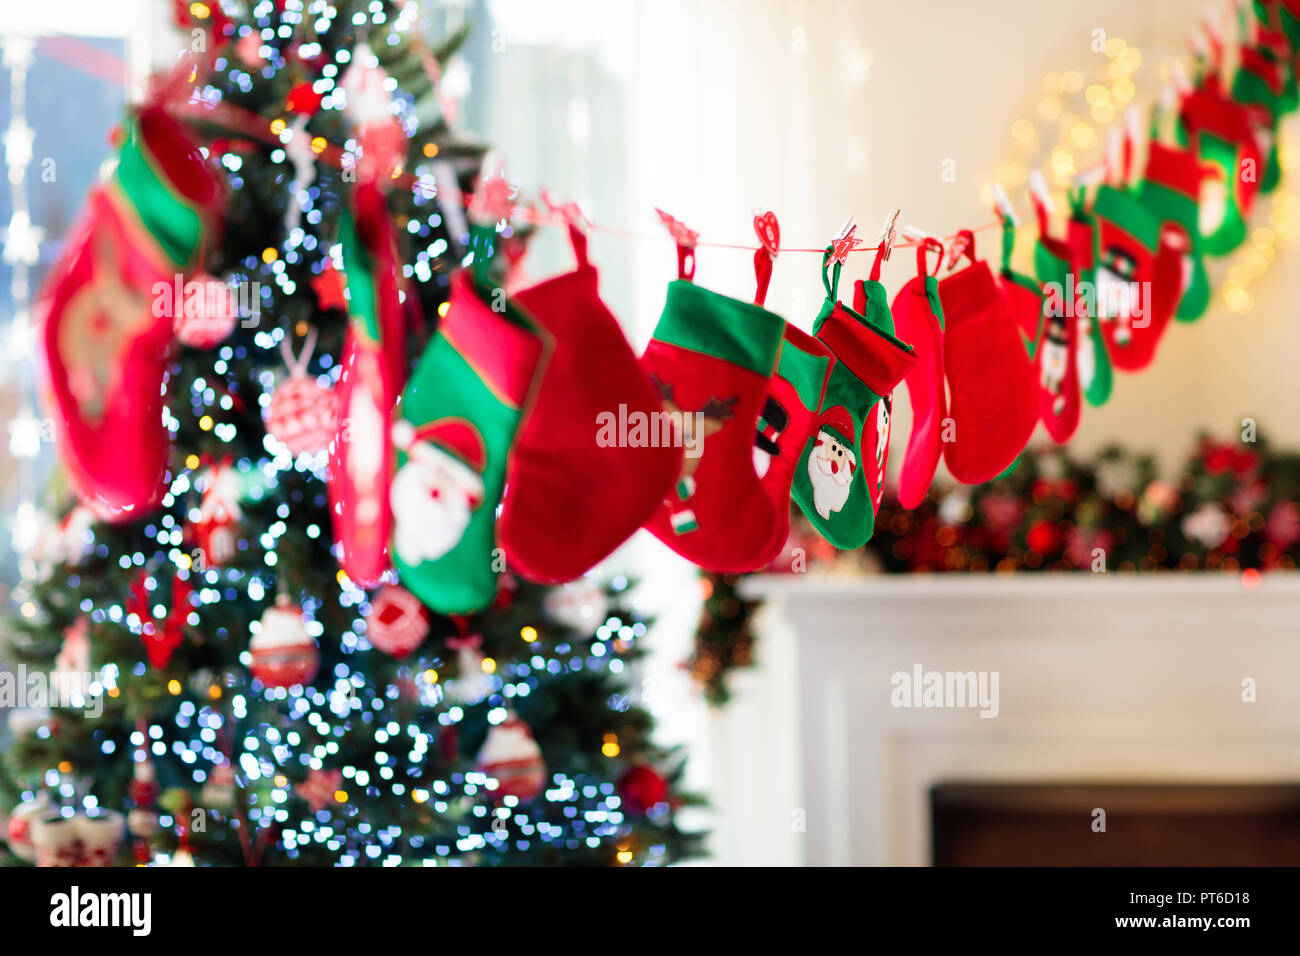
[1,1,699,867]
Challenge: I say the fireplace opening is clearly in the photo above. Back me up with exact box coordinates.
[931,783,1300,866]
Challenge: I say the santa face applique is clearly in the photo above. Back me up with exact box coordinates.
[390,419,486,564]
[1199,178,1227,235]
[807,428,855,519]
[1095,246,1140,340]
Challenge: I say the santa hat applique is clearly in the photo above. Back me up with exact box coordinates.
[391,417,488,506]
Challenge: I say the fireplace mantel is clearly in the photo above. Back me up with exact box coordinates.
[736,573,1300,866]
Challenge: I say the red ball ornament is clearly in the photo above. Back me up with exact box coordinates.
[476,714,546,802]
[250,599,319,687]
[266,375,336,456]
[1026,519,1064,555]
[366,585,429,658]
[173,273,239,348]
[285,81,324,116]
[617,764,669,815]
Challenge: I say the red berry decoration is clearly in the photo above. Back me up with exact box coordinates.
[1026,519,1064,555]
[250,599,319,688]
[617,764,669,815]
[366,585,429,658]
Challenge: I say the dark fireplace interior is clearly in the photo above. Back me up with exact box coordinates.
[931,783,1300,866]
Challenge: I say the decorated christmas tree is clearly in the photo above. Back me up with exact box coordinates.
[1,1,698,867]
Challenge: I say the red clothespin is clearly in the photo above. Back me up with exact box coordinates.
[868,208,900,281]
[655,207,699,280]
[470,155,518,226]
[947,228,977,272]
[542,188,591,268]
[944,232,973,272]
[827,215,862,266]
[752,210,780,306]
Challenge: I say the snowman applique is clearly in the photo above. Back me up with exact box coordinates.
[390,418,486,565]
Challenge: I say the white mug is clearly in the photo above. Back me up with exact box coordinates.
[33,815,84,867]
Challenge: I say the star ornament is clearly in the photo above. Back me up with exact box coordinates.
[472,172,518,225]
[654,208,699,249]
[827,223,861,266]
[311,265,349,312]
[296,768,344,812]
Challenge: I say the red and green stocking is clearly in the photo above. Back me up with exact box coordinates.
[893,239,948,510]
[791,251,916,549]
[390,268,550,613]
[640,279,786,571]
[1178,86,1263,255]
[750,324,834,567]
[1065,189,1114,407]
[1090,184,1181,372]
[40,106,223,517]
[937,233,1039,483]
[1137,140,1213,321]
[1032,204,1082,444]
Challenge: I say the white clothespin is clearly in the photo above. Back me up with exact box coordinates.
[1028,169,1054,214]
[991,184,1018,226]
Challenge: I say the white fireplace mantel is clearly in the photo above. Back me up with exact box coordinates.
[732,573,1300,866]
